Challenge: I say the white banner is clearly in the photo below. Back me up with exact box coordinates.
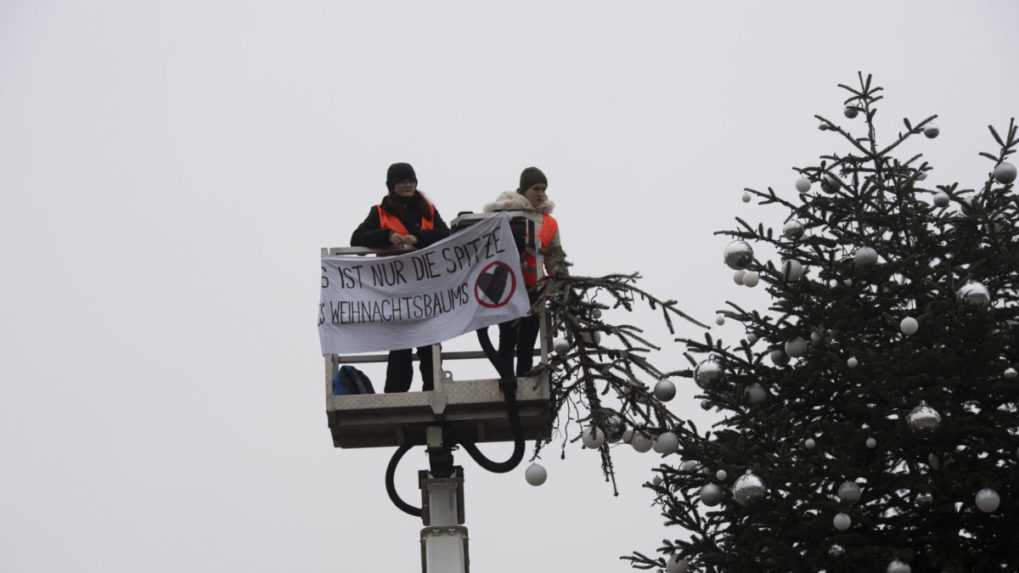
[319,215,531,354]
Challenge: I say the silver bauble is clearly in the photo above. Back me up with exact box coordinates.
[770,348,790,367]
[887,558,912,573]
[783,220,805,240]
[933,191,950,207]
[976,488,1001,512]
[995,161,1018,184]
[524,463,547,486]
[631,432,653,453]
[1005,367,1018,379]
[907,402,942,433]
[553,337,570,354]
[833,512,852,531]
[653,431,679,455]
[847,356,859,368]
[666,554,689,573]
[829,544,846,558]
[838,480,862,504]
[700,483,723,506]
[732,471,766,505]
[742,270,760,287]
[694,358,724,386]
[654,379,677,402]
[782,259,806,282]
[581,426,606,449]
[785,336,808,357]
[900,316,919,336]
[854,246,879,268]
[733,269,746,285]
[795,177,812,193]
[724,240,755,270]
[746,383,767,404]
[924,125,940,138]
[957,281,991,307]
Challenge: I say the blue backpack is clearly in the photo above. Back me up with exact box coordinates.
[331,365,376,395]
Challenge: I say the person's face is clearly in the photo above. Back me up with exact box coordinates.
[392,180,417,197]
[524,183,547,208]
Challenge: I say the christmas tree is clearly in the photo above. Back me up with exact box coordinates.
[625,74,1019,572]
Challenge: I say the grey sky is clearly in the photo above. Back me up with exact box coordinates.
[2,1,1017,572]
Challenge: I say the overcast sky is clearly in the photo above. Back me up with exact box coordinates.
[3,1,1018,572]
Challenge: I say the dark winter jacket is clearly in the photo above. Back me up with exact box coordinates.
[350,191,450,249]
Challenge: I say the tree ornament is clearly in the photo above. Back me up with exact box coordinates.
[694,357,724,386]
[795,177,812,193]
[715,314,726,326]
[733,269,746,285]
[631,432,653,453]
[933,190,950,207]
[700,483,723,506]
[887,558,912,573]
[746,332,758,344]
[924,125,940,138]
[741,191,751,203]
[653,432,679,455]
[900,316,919,336]
[782,220,805,240]
[742,270,760,287]
[828,544,846,558]
[770,348,790,367]
[994,161,1017,184]
[837,480,862,504]
[715,469,728,481]
[866,437,877,449]
[666,554,689,573]
[732,471,766,505]
[579,330,601,345]
[746,383,767,404]
[581,426,606,449]
[782,259,806,282]
[723,240,754,270]
[553,337,570,354]
[654,379,677,402]
[847,356,859,368]
[844,105,859,119]
[679,460,703,473]
[957,281,991,307]
[821,172,841,193]
[908,401,942,433]
[590,309,602,319]
[804,438,816,450]
[599,409,626,443]
[833,512,852,531]
[621,428,634,443]
[1005,367,1018,379]
[976,488,1001,512]
[854,246,879,268]
[785,336,808,357]
[917,492,933,506]
[525,463,547,486]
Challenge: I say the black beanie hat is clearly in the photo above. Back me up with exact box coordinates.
[517,166,548,194]
[386,162,417,190]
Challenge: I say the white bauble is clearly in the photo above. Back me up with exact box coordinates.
[900,316,919,336]
[887,559,912,573]
[782,259,806,282]
[847,356,859,368]
[795,177,812,193]
[716,469,728,481]
[654,379,677,402]
[833,512,852,531]
[976,488,1001,512]
[631,432,653,453]
[524,463,547,486]
[742,270,760,287]
[995,161,1017,184]
[866,437,877,449]
[933,191,950,207]
[581,426,606,449]
[621,428,634,443]
[653,432,679,455]
[733,269,746,285]
[1005,367,1018,379]
[553,338,570,354]
[854,246,879,268]
[804,438,816,450]
[838,481,862,503]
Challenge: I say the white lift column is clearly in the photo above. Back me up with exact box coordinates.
[419,427,469,573]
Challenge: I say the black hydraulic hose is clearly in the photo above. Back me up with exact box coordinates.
[458,327,526,473]
[385,443,422,518]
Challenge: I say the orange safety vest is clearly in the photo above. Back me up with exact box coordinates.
[522,214,558,288]
[376,203,435,235]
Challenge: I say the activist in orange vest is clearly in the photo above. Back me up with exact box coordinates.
[483,166,569,377]
[350,162,450,392]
